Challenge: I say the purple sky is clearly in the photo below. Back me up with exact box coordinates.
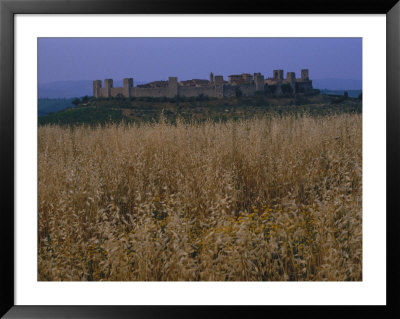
[38,38,362,84]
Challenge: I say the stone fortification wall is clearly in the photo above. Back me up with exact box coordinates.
[110,87,124,97]
[296,80,313,92]
[223,84,256,97]
[178,86,217,98]
[93,69,312,99]
[222,86,235,98]
[238,84,256,96]
[132,87,171,98]
[100,88,108,97]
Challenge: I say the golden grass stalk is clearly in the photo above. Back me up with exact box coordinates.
[38,114,362,281]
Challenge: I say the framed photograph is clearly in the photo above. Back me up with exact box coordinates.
[1,0,399,318]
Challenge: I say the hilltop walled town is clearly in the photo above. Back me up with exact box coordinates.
[93,69,314,99]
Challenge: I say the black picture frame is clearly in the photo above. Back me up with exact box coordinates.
[1,0,399,318]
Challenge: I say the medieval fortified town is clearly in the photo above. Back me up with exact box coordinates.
[93,69,314,99]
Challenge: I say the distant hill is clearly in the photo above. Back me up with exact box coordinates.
[38,98,76,117]
[39,80,94,99]
[320,89,362,98]
[313,78,362,90]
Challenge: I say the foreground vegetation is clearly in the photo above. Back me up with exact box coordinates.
[38,114,362,281]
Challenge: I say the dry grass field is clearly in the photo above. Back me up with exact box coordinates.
[38,114,362,281]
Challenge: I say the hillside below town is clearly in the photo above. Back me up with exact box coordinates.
[38,92,362,126]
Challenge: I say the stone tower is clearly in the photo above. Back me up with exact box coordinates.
[214,75,224,98]
[301,69,309,80]
[209,72,214,84]
[93,80,102,97]
[273,70,284,80]
[123,78,133,98]
[168,77,178,98]
[104,79,113,97]
[286,72,296,93]
[254,73,265,92]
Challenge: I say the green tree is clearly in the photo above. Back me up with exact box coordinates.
[72,98,80,106]
[81,95,89,103]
